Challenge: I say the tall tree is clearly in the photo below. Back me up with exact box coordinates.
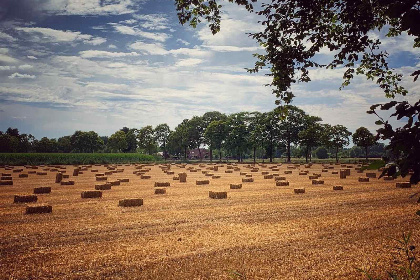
[262,111,280,163]
[224,112,249,162]
[57,136,72,153]
[154,123,171,159]
[204,120,228,162]
[298,116,323,163]
[108,131,127,153]
[187,116,206,159]
[137,126,156,155]
[202,111,227,160]
[169,119,191,160]
[323,124,352,163]
[352,127,376,161]
[71,131,103,153]
[248,111,265,164]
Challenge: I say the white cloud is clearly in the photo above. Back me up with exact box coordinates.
[202,45,261,52]
[174,58,203,67]
[129,41,168,55]
[18,64,34,70]
[108,44,117,49]
[0,31,16,42]
[0,48,9,54]
[27,56,38,60]
[176,39,190,46]
[0,66,15,71]
[0,54,19,64]
[134,14,169,30]
[8,73,36,79]
[113,24,170,42]
[79,50,140,59]
[16,27,106,45]
[169,47,211,58]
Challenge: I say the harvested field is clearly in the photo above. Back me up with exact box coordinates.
[0,163,419,279]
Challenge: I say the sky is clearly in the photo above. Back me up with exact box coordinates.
[0,0,418,139]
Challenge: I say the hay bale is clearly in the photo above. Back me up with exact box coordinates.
[396,182,411,188]
[110,180,120,186]
[14,195,37,203]
[81,191,102,198]
[272,168,279,171]
[322,169,328,172]
[0,180,13,185]
[196,180,210,185]
[333,185,343,190]
[213,166,219,171]
[245,174,253,178]
[26,205,52,214]
[141,175,151,179]
[299,172,308,175]
[205,173,214,177]
[332,171,338,175]
[312,179,324,185]
[274,176,286,181]
[383,176,394,181]
[91,169,98,172]
[119,198,143,207]
[264,174,274,179]
[230,184,242,189]
[60,180,75,185]
[154,182,170,187]
[178,172,187,182]
[19,173,28,178]
[212,175,221,179]
[294,188,305,194]
[73,169,79,176]
[95,183,111,190]
[284,170,292,174]
[276,181,289,186]
[173,176,180,180]
[28,171,36,174]
[13,169,23,173]
[63,174,69,178]
[251,169,259,172]
[209,191,227,199]
[262,171,269,175]
[33,187,51,194]
[2,173,11,176]
[155,188,166,194]
[366,172,377,178]
[358,177,369,182]
[225,170,233,173]
[242,178,254,183]
[55,173,63,183]
[105,171,113,175]
[340,169,347,179]
[345,168,351,176]
[120,178,129,183]
[1,176,12,180]
[309,175,319,180]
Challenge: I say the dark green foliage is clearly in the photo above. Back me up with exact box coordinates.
[362,160,386,171]
[0,153,156,165]
[353,127,377,161]
[315,147,329,159]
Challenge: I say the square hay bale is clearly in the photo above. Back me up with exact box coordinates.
[55,173,63,183]
[230,184,242,189]
[33,187,51,194]
[166,171,175,175]
[333,185,343,190]
[299,172,308,175]
[396,182,411,188]
[275,176,286,181]
[105,171,113,175]
[110,180,121,186]
[309,175,319,180]
[95,183,111,190]
[234,168,241,171]
[322,169,328,172]
[1,176,12,180]
[2,173,11,176]
[332,171,339,175]
[13,169,23,173]
[276,181,289,186]
[357,170,363,173]
[73,169,79,176]
[28,171,36,174]
[209,191,227,199]
[294,188,305,194]
[141,175,151,179]
[196,180,210,185]
[251,169,259,172]
[120,178,129,183]
[155,188,166,194]
[225,170,233,173]
[272,168,280,171]
[340,170,347,179]
[242,178,254,183]
[19,173,29,178]
[190,169,198,173]
[202,171,209,174]
[264,174,274,179]
[345,168,351,176]
[205,173,214,177]
[81,191,102,198]
[36,172,47,176]
[262,171,269,175]
[119,198,143,207]
[60,180,75,185]
[312,179,324,185]
[212,175,221,179]
[26,205,52,214]
[383,176,394,181]
[91,169,98,172]
[95,173,105,177]
[179,173,187,182]
[366,172,377,178]
[173,176,180,180]
[63,174,69,179]
[284,170,292,174]
[154,182,170,187]
[245,174,253,178]
[0,180,13,185]
[358,177,369,182]
[14,195,37,203]
[213,166,219,171]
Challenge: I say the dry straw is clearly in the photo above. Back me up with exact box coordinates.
[119,198,143,207]
[25,205,52,214]
[33,187,51,194]
[81,191,102,198]
[14,195,37,203]
[209,191,227,199]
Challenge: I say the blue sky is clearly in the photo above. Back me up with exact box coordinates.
[0,0,418,139]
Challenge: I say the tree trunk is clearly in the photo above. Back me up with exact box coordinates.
[219,150,222,162]
[184,146,187,161]
[287,135,291,163]
[237,152,240,163]
[253,146,256,164]
[210,147,213,162]
[198,146,202,161]
[305,147,309,163]
[335,146,339,163]
[365,146,368,161]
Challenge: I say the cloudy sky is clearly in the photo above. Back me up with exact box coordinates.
[0,0,418,139]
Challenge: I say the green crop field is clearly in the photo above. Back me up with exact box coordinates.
[0,153,157,165]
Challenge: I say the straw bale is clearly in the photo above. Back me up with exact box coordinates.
[179,173,187,182]
[358,177,369,182]
[141,175,151,179]
[312,179,324,185]
[19,173,28,178]
[33,187,51,194]
[333,185,343,190]
[264,174,274,179]
[36,172,47,175]
[275,176,286,181]
[155,188,166,194]
[294,188,305,194]
[212,175,221,179]
[1,176,12,180]
[284,171,292,174]
[242,178,254,183]
[110,180,121,186]
[209,191,227,199]
[196,180,210,185]
[366,172,377,178]
[119,198,143,207]
[26,205,52,214]
[95,183,111,190]
[154,182,170,187]
[230,184,242,189]
[276,181,289,186]
[60,180,75,185]
[81,191,102,198]
[14,195,37,203]
[120,178,129,183]
[396,182,411,188]
[383,176,394,181]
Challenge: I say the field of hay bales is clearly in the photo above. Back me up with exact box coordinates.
[0,162,419,279]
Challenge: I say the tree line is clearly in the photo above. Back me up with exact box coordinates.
[0,106,385,163]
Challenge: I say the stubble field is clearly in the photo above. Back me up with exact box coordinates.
[0,162,419,279]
